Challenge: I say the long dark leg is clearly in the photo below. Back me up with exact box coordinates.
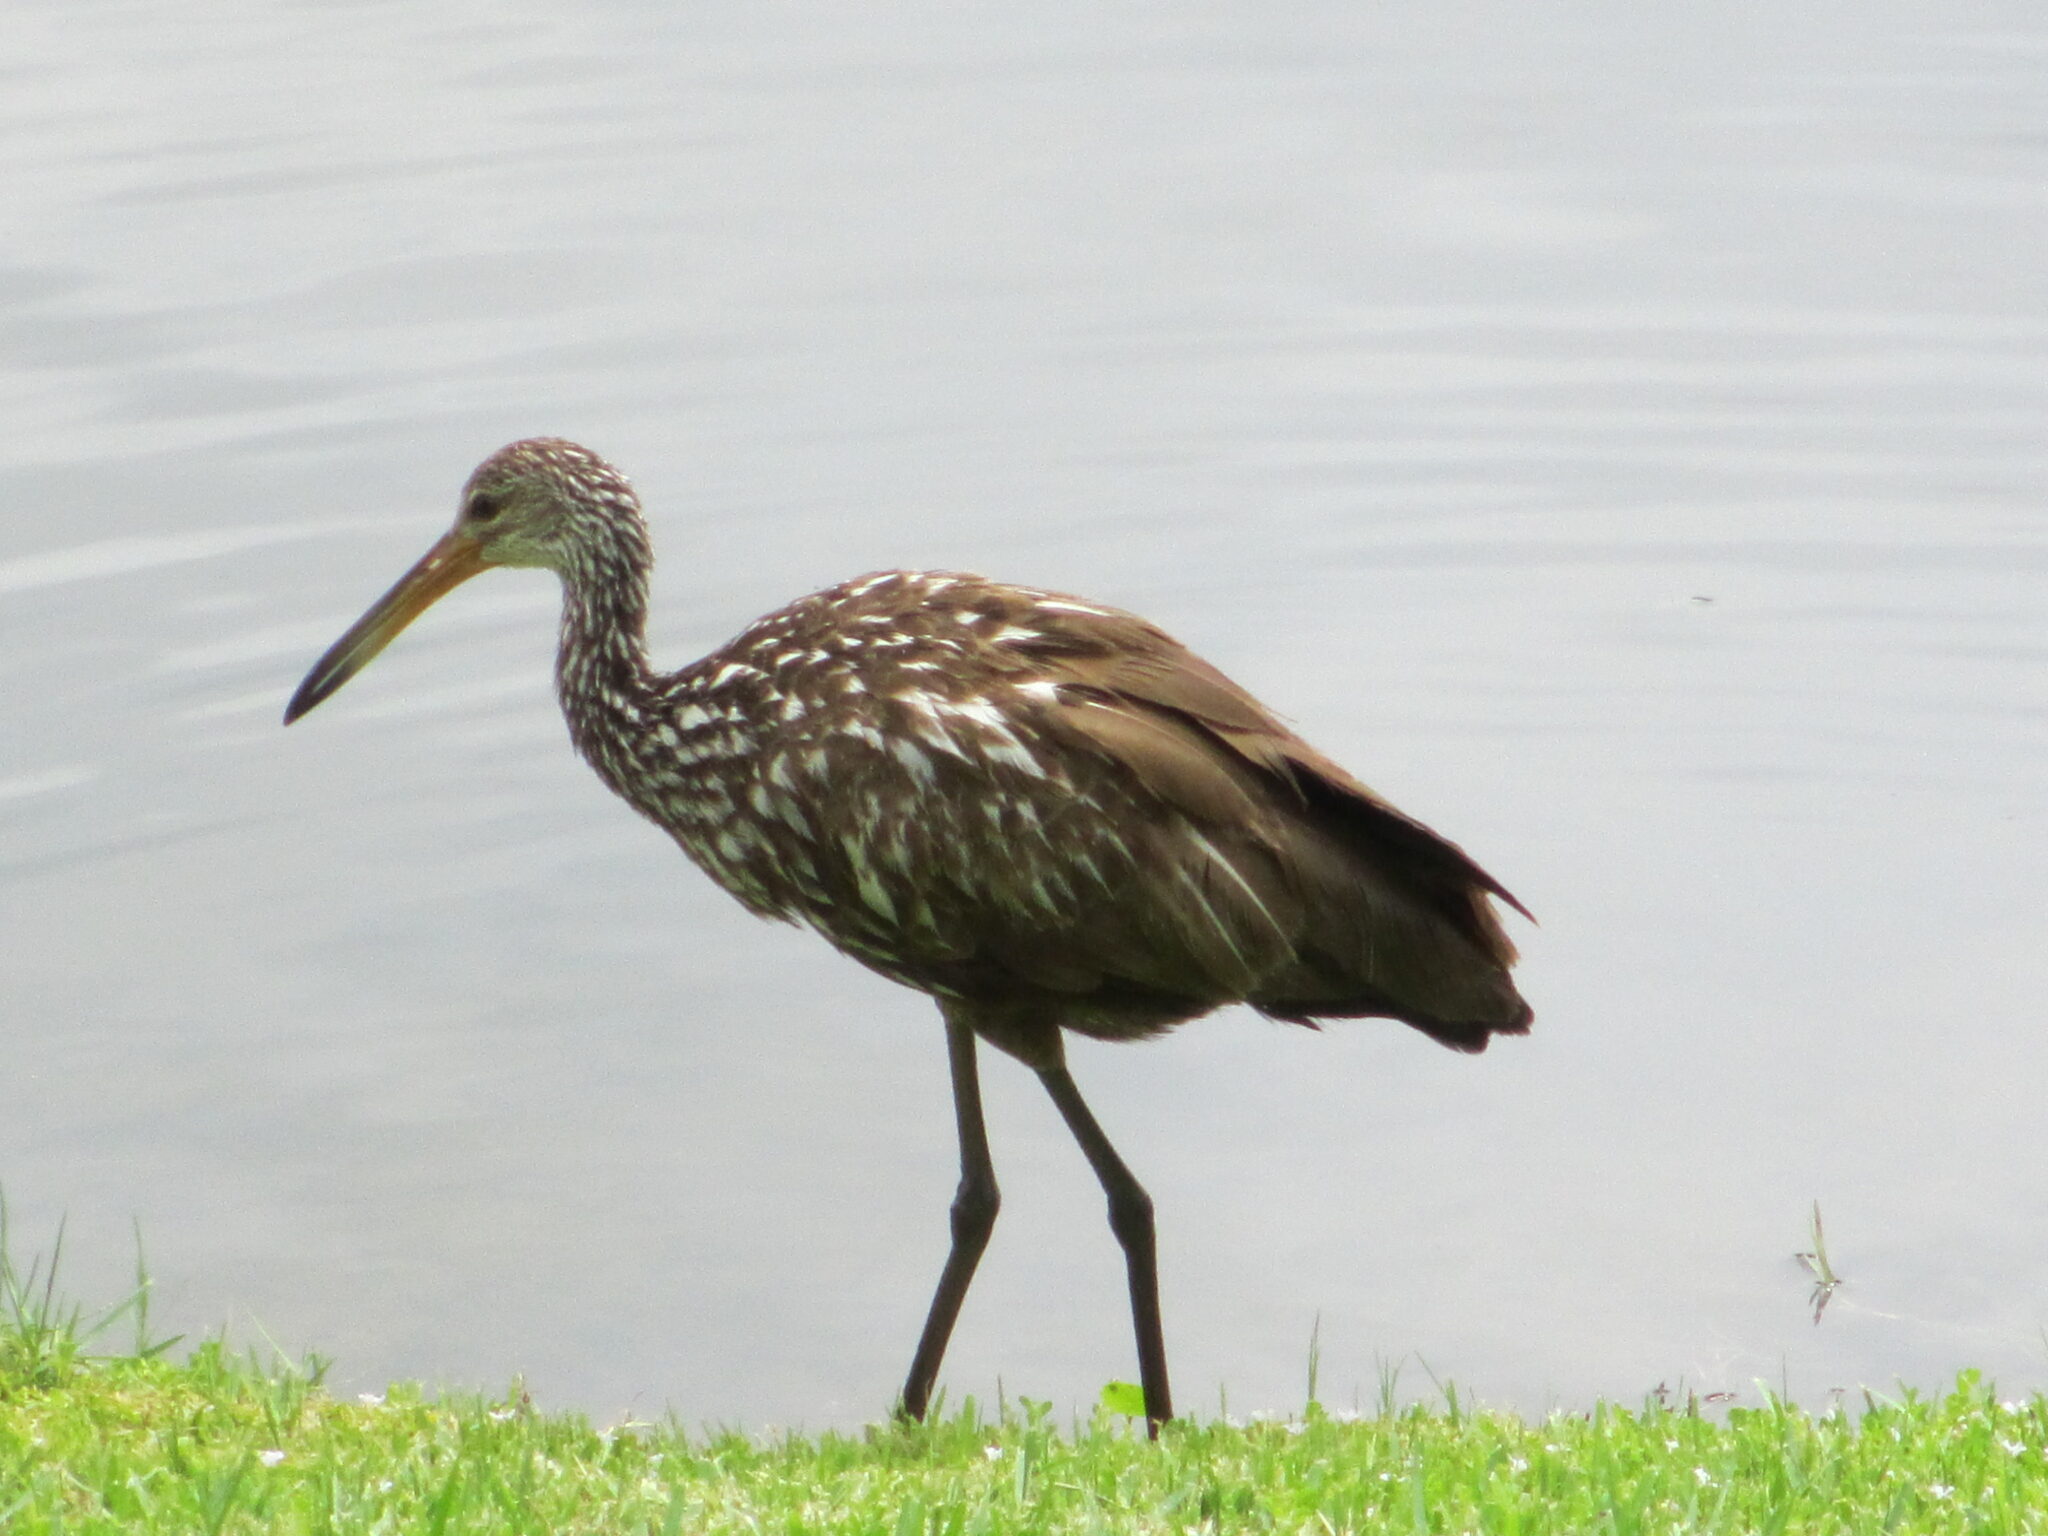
[1038,1064,1173,1436]
[900,1011,1001,1422]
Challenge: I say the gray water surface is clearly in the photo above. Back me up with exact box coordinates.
[3,1,2046,1428]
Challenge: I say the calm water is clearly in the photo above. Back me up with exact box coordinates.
[3,1,2045,1427]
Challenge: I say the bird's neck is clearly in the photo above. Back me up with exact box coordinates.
[553,531,660,791]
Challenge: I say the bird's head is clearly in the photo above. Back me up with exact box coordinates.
[284,438,646,724]
[454,437,645,570]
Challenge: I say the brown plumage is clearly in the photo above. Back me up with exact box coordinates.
[286,437,1532,1434]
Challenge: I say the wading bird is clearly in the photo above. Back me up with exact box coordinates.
[286,438,1532,1435]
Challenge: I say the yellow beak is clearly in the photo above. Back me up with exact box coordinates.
[284,528,490,724]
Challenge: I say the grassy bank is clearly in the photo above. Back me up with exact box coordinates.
[3,1244,2045,1532]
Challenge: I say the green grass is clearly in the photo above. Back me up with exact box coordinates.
[4,1232,2046,1533]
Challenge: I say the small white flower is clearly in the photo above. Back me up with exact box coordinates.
[489,1408,516,1422]
[258,1449,286,1468]
[1694,1467,1712,1487]
[983,1445,1003,1461]
[1928,1484,1954,1501]
[1508,1457,1528,1473]
[357,1392,385,1407]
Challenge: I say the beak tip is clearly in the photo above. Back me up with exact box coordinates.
[284,679,332,726]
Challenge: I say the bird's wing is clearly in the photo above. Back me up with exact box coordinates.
[994,599,1532,1040]
[1001,599,1529,916]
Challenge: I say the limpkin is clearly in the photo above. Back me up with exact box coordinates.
[285,438,1532,1434]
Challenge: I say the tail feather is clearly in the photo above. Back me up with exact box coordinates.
[1245,756,1533,1050]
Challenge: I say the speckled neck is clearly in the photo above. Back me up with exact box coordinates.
[552,511,659,784]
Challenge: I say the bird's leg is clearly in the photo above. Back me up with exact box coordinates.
[1037,1064,1173,1437]
[900,1011,1001,1423]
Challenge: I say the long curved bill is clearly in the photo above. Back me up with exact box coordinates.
[284,528,489,724]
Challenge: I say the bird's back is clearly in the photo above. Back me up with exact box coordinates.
[583,570,1531,1062]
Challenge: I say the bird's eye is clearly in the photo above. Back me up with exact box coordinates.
[468,492,505,523]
